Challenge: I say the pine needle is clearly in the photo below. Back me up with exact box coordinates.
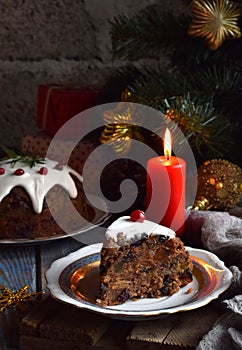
[0,146,45,168]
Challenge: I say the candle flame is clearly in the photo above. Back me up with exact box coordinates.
[164,128,171,160]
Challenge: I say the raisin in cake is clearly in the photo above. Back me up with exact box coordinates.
[96,212,193,306]
[0,158,95,240]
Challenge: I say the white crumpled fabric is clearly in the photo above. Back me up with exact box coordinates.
[196,312,242,350]
[186,209,242,266]
[185,210,242,350]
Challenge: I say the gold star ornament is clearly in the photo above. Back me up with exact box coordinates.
[188,0,241,50]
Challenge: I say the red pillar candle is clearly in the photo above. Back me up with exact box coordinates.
[146,129,186,236]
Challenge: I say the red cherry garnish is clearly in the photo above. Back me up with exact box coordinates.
[39,167,48,175]
[0,167,5,175]
[14,168,24,176]
[130,210,145,223]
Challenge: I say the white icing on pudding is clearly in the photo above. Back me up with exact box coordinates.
[105,216,175,246]
[0,158,83,213]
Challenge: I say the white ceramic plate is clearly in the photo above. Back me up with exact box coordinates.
[0,195,110,244]
[46,243,232,320]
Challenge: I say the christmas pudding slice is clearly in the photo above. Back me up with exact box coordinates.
[96,211,193,306]
[0,149,95,240]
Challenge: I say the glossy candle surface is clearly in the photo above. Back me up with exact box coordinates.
[146,155,186,235]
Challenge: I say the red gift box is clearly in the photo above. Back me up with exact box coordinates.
[37,85,100,137]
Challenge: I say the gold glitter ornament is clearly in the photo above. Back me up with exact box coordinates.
[188,0,241,50]
[195,159,242,210]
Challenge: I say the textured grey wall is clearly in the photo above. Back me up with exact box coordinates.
[0,0,182,147]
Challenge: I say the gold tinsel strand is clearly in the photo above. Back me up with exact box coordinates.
[188,0,241,50]
[0,286,43,312]
[192,196,213,210]
[194,159,242,210]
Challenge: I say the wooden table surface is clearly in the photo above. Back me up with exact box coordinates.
[0,224,221,350]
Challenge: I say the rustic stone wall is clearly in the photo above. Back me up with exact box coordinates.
[0,0,184,147]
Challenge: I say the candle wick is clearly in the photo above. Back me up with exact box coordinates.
[165,150,170,161]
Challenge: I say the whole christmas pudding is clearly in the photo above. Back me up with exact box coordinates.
[0,152,95,240]
[96,211,193,306]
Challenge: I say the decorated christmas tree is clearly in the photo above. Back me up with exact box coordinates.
[100,0,242,212]
[102,0,242,168]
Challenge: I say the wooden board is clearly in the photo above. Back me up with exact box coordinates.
[19,297,223,350]
[0,244,36,292]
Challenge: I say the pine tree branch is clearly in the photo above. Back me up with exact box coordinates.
[109,8,191,60]
[125,64,242,102]
[154,94,233,160]
[108,1,242,165]
[109,2,242,65]
[126,86,233,161]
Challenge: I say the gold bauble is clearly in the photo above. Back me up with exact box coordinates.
[195,159,242,210]
[188,0,241,50]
